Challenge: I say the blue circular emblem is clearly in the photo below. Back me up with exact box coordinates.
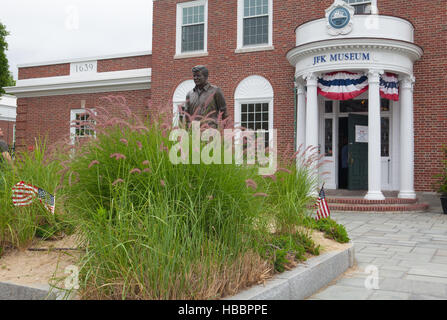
[328,7,350,29]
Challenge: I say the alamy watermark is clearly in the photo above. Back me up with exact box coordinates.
[364,264,380,290]
[65,5,79,30]
[168,121,277,175]
[64,265,79,290]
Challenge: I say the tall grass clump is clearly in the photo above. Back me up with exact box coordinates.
[59,97,326,299]
[258,144,327,233]
[0,139,69,250]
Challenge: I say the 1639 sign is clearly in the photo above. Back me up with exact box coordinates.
[70,61,97,75]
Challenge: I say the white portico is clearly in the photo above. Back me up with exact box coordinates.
[287,1,423,200]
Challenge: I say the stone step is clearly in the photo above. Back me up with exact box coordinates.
[328,203,429,212]
[326,197,418,205]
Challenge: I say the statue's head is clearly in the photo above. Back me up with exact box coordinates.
[192,65,209,88]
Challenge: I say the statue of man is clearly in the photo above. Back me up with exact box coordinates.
[184,65,228,127]
[0,128,12,166]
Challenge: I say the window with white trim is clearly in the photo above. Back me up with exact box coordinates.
[70,109,95,144]
[344,0,372,14]
[241,103,270,148]
[237,0,273,51]
[243,0,269,46]
[234,75,274,150]
[176,0,208,55]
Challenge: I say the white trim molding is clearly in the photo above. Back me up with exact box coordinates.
[0,95,17,122]
[17,51,152,68]
[5,68,151,98]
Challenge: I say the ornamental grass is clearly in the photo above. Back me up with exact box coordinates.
[0,96,347,299]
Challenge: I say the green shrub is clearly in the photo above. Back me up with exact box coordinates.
[264,231,320,273]
[434,145,447,195]
[313,217,350,243]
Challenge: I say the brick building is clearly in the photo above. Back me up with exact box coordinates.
[0,94,16,146]
[5,0,447,198]
[6,51,151,148]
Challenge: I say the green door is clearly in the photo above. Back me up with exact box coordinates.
[348,114,368,190]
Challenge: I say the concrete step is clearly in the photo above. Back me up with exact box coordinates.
[327,197,418,205]
[328,202,429,212]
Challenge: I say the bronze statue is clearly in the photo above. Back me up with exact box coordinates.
[184,65,228,127]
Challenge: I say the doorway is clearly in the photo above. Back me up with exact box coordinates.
[338,117,348,189]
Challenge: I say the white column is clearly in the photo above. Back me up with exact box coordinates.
[365,69,385,200]
[296,81,306,151]
[391,100,401,191]
[370,0,379,14]
[305,73,319,151]
[398,75,416,199]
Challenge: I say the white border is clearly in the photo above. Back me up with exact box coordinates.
[175,0,208,58]
[236,0,273,53]
[17,51,152,68]
[5,69,151,98]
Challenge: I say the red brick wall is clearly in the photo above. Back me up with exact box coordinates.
[151,0,446,192]
[0,120,15,146]
[98,55,152,72]
[19,64,70,80]
[15,90,151,150]
[151,0,319,159]
[18,55,152,80]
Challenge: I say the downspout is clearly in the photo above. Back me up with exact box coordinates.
[293,77,297,151]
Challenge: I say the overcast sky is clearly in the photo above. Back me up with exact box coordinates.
[0,0,153,80]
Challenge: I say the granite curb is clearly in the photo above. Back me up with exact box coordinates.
[1,243,354,300]
[0,281,72,300]
[225,243,355,300]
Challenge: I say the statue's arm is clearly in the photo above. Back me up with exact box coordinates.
[184,92,191,115]
[215,88,228,119]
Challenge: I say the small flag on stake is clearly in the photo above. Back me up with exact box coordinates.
[37,187,55,214]
[315,184,330,221]
[12,181,55,214]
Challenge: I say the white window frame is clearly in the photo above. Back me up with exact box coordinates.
[175,0,208,59]
[344,0,376,14]
[237,100,273,147]
[234,76,274,148]
[236,0,273,53]
[70,109,96,145]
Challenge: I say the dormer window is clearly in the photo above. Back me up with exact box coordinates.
[343,0,372,14]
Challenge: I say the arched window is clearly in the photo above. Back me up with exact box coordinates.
[234,75,274,147]
[172,79,195,126]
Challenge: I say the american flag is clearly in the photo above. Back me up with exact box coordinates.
[12,181,55,214]
[12,181,38,207]
[37,187,55,214]
[315,185,330,221]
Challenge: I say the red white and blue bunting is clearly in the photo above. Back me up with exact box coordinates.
[317,71,399,101]
[317,71,369,100]
[379,73,399,101]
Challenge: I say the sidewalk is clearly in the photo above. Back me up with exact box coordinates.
[309,210,447,300]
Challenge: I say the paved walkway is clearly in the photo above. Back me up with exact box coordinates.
[309,211,447,300]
